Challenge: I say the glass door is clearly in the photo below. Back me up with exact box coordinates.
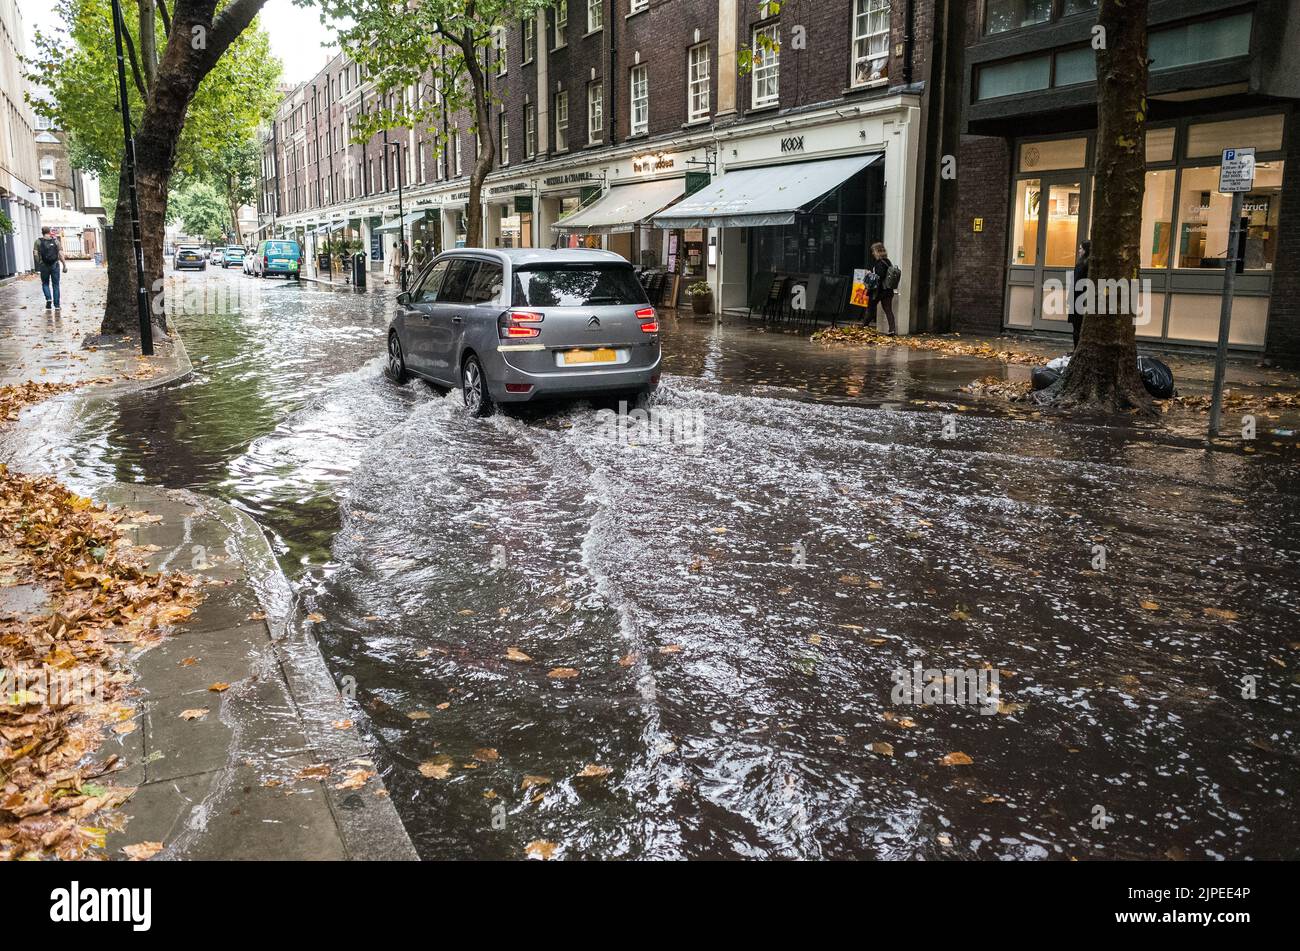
[1033,176,1088,330]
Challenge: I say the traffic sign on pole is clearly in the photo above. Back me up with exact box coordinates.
[1208,147,1256,442]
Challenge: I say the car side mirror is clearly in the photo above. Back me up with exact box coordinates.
[397,292,411,306]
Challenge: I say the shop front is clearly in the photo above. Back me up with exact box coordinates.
[1004,110,1290,349]
[655,152,886,322]
[552,176,688,262]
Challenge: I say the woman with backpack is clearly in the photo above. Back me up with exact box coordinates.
[865,241,899,334]
[33,227,67,310]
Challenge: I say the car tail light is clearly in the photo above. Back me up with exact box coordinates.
[505,383,534,394]
[636,307,658,333]
[499,310,544,339]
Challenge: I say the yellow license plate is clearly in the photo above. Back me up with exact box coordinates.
[562,348,617,365]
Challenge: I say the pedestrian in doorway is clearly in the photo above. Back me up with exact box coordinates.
[1070,240,1091,350]
[866,241,899,334]
[33,227,67,310]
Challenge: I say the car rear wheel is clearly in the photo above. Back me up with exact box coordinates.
[386,333,409,383]
[461,354,494,418]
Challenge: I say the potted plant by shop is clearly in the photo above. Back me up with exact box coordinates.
[687,280,713,315]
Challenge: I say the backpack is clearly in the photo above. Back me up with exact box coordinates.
[883,264,902,291]
[38,237,60,265]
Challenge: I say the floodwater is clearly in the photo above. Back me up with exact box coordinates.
[16,268,1300,859]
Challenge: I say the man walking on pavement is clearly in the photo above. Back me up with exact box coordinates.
[33,227,67,310]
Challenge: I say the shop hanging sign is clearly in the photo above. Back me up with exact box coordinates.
[514,196,534,214]
[685,170,711,197]
[851,269,870,308]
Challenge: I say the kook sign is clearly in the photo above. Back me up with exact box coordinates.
[1220,147,1256,192]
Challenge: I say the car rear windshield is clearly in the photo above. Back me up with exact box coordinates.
[512,265,648,307]
[265,242,296,255]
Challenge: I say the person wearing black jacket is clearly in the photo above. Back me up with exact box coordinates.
[865,242,897,334]
[1069,240,1090,350]
[33,227,67,310]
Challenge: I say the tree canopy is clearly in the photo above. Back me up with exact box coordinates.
[27,0,281,206]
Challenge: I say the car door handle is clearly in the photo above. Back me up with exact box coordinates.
[452,315,464,324]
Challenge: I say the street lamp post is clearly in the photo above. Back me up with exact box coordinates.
[389,141,407,290]
[109,0,153,355]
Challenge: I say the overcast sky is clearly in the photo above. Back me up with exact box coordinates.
[20,0,339,86]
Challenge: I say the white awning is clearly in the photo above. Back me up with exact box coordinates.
[553,178,687,234]
[653,154,883,229]
[374,211,429,233]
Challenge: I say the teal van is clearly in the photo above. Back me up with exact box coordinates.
[253,239,302,280]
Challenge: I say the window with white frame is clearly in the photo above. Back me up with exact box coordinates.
[454,128,463,176]
[554,3,568,48]
[688,43,710,122]
[39,156,56,180]
[588,82,603,142]
[751,23,780,107]
[523,16,536,62]
[852,0,891,86]
[554,91,569,150]
[35,114,52,130]
[418,141,426,182]
[630,0,648,12]
[500,113,510,164]
[495,26,507,75]
[587,0,602,32]
[41,191,59,208]
[525,102,537,157]
[630,64,649,136]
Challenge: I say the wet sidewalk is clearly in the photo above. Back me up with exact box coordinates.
[0,263,188,391]
[1,264,416,860]
[661,312,1300,446]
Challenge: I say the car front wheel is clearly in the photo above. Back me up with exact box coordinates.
[461,354,494,418]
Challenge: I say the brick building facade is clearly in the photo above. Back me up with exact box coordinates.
[261,1,937,329]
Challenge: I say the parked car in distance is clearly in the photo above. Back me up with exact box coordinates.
[386,248,661,416]
[211,247,226,266]
[251,239,302,280]
[222,246,245,269]
[173,245,206,271]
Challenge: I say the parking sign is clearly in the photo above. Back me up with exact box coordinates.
[1220,147,1256,193]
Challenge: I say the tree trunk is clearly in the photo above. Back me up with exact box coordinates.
[1035,0,1154,415]
[462,32,495,249]
[102,0,268,335]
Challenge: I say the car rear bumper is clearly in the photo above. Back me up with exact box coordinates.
[486,345,661,402]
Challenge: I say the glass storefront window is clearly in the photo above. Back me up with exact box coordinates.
[1186,114,1285,158]
[978,55,1050,100]
[1150,13,1252,73]
[1044,182,1082,266]
[1019,138,1087,173]
[984,0,1051,35]
[1174,162,1285,271]
[1062,0,1097,13]
[1140,169,1176,268]
[1011,179,1040,266]
[1146,127,1175,163]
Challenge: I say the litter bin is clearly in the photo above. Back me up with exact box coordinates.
[352,251,367,289]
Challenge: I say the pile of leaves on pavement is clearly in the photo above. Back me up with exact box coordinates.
[812,325,1046,366]
[961,376,1033,401]
[0,464,203,860]
[1163,388,1300,413]
[0,382,79,423]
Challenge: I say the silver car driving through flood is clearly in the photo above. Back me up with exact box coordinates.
[385,248,662,415]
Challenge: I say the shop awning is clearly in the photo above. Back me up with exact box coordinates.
[553,178,687,234]
[374,211,427,233]
[653,154,883,229]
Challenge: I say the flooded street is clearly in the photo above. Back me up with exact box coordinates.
[14,267,1300,860]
